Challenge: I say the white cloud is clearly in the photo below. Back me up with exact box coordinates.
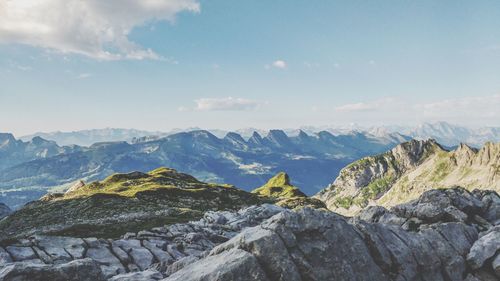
[419,95,500,121]
[272,60,287,69]
[76,73,92,79]
[335,102,377,112]
[334,95,500,125]
[266,60,287,69]
[335,98,399,113]
[0,0,200,60]
[194,97,264,111]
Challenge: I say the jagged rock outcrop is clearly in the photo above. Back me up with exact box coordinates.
[315,139,500,215]
[252,172,325,209]
[252,172,306,198]
[0,204,284,280]
[166,187,500,281]
[0,188,498,280]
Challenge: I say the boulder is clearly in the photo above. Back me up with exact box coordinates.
[466,229,500,269]
[109,269,163,281]
[0,258,104,281]
[164,249,269,281]
[85,247,126,278]
[5,246,37,261]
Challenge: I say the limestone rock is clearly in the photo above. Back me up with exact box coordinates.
[109,269,163,281]
[0,258,104,281]
[164,249,269,281]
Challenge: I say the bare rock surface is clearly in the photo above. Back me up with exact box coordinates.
[0,188,499,281]
[0,204,283,280]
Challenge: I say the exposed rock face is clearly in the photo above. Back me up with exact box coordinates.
[0,204,11,220]
[64,180,86,194]
[165,188,500,281]
[0,204,284,280]
[315,139,500,215]
[0,188,498,280]
[0,258,104,281]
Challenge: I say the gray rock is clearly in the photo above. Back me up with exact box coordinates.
[111,246,130,264]
[143,240,173,264]
[0,247,13,265]
[164,256,199,276]
[5,246,36,261]
[164,248,269,281]
[165,245,184,260]
[85,247,126,278]
[0,258,104,281]
[216,208,389,281]
[35,236,86,262]
[130,247,154,271]
[467,229,500,269]
[112,239,141,251]
[109,269,163,281]
[491,253,500,278]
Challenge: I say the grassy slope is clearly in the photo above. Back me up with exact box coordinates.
[252,172,306,198]
[0,167,266,240]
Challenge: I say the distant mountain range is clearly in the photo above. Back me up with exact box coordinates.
[382,122,500,148]
[20,128,167,147]
[0,130,408,209]
[18,121,500,148]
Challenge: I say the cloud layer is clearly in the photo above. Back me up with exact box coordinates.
[193,97,263,111]
[0,0,200,60]
[334,95,500,125]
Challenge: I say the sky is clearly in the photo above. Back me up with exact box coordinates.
[1,0,500,136]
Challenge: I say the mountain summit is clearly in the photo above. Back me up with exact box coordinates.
[252,172,306,198]
[315,139,500,215]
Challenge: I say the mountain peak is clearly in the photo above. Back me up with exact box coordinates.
[265,130,291,147]
[267,129,287,136]
[252,172,306,199]
[247,131,264,146]
[298,130,309,139]
[0,133,15,144]
[224,132,245,142]
[30,136,52,145]
[266,172,291,187]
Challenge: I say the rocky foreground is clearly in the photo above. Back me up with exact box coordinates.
[0,187,499,281]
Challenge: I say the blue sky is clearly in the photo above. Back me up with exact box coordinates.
[1,0,500,136]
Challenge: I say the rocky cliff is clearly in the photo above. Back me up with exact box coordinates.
[0,187,498,280]
[315,139,500,215]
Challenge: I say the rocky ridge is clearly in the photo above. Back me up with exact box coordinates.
[0,187,498,280]
[315,139,500,215]
[0,204,284,280]
[0,167,267,240]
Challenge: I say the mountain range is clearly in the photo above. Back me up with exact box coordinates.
[0,129,407,209]
[316,139,500,215]
[18,122,500,148]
